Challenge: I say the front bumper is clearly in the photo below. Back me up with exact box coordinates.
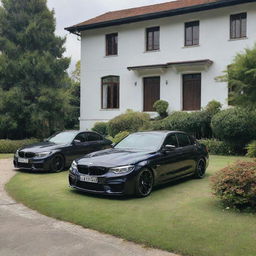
[13,156,52,171]
[69,170,137,196]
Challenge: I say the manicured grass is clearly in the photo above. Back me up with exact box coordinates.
[0,153,13,159]
[6,155,256,256]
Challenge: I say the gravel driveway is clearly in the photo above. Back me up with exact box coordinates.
[0,158,178,256]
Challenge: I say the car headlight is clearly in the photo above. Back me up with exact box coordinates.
[70,161,78,174]
[15,150,19,157]
[109,165,135,174]
[35,151,52,158]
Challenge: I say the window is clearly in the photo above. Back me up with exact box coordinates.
[101,76,119,109]
[106,33,118,56]
[183,74,201,111]
[146,27,160,51]
[164,134,178,147]
[74,133,87,143]
[185,21,199,46]
[143,77,160,111]
[86,133,103,142]
[176,133,191,147]
[230,13,247,39]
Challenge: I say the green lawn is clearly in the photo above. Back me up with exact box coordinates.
[5,155,256,256]
[0,153,13,159]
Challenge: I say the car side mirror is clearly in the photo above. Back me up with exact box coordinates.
[163,144,176,152]
[111,143,116,147]
[72,139,81,145]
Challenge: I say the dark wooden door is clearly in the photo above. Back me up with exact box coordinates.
[183,74,201,111]
[143,77,160,111]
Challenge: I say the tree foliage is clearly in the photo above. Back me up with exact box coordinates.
[0,0,71,139]
[223,44,256,109]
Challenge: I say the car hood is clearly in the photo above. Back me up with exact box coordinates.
[19,142,67,153]
[76,148,157,168]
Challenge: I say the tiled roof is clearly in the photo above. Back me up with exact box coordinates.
[66,0,251,32]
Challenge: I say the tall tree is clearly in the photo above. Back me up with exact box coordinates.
[224,45,256,109]
[0,0,70,139]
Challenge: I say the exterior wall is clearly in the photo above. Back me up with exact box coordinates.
[80,3,256,130]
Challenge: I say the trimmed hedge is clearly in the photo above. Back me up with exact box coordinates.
[0,139,39,153]
[153,100,169,118]
[199,139,237,156]
[211,161,256,210]
[92,122,108,136]
[108,110,150,137]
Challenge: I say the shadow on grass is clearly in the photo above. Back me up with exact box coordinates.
[16,168,69,175]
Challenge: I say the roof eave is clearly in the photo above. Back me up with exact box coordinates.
[65,0,255,33]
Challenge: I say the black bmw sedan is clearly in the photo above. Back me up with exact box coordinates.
[69,131,209,197]
[13,131,112,172]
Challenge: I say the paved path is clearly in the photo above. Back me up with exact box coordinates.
[0,159,178,256]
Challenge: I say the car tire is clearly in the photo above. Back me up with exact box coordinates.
[194,158,206,179]
[50,154,65,173]
[135,168,154,197]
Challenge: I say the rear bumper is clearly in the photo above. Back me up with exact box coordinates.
[13,156,52,171]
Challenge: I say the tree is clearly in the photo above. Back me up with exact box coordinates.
[223,44,256,109]
[65,61,80,130]
[0,0,70,139]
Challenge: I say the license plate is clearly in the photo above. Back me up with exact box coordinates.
[18,158,29,163]
[80,175,98,183]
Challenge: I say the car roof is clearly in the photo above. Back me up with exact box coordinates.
[133,131,189,136]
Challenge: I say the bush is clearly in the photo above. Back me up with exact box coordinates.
[199,139,237,155]
[92,122,108,136]
[159,111,210,138]
[112,131,130,144]
[108,110,150,137]
[203,100,222,116]
[211,161,256,210]
[211,108,256,146]
[246,141,256,158]
[153,100,169,118]
[0,139,39,153]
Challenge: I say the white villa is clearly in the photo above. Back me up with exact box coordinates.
[66,0,256,130]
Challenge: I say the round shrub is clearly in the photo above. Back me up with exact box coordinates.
[246,141,256,158]
[92,122,108,136]
[211,161,256,210]
[113,131,130,144]
[211,108,256,145]
[108,110,150,137]
[153,100,169,118]
[204,100,222,116]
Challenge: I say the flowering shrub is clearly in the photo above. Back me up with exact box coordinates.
[211,161,256,210]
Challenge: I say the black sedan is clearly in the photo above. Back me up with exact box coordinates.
[69,131,209,197]
[14,131,112,172]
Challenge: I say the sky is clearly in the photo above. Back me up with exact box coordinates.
[47,0,171,71]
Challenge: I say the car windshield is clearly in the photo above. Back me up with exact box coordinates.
[47,131,78,144]
[114,133,165,151]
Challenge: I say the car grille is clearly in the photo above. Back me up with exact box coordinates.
[77,165,108,176]
[17,163,32,168]
[18,151,35,158]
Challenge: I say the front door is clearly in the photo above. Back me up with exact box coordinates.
[143,77,160,111]
[183,74,201,111]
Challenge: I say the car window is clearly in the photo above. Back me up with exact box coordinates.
[86,133,103,142]
[164,134,178,147]
[176,133,191,147]
[74,133,87,143]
